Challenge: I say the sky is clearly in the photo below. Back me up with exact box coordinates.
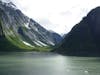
[7,0,100,35]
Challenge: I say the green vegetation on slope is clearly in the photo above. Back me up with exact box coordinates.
[0,19,51,51]
[0,20,30,51]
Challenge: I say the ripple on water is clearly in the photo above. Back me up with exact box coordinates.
[84,70,89,74]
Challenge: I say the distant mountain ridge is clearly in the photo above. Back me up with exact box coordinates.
[0,1,62,51]
[55,7,100,56]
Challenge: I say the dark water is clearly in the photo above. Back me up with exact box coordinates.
[0,52,100,75]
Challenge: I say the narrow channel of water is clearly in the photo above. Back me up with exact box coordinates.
[0,52,100,75]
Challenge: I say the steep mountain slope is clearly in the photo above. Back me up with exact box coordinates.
[55,7,100,56]
[0,1,62,51]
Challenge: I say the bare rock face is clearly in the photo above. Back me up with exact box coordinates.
[0,1,62,51]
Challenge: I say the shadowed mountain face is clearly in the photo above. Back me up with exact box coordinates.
[55,7,100,56]
[87,7,100,49]
[0,1,62,51]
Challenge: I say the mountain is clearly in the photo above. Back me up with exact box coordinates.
[0,1,62,51]
[55,7,100,56]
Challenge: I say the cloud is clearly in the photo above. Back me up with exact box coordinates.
[38,18,57,29]
[11,0,100,34]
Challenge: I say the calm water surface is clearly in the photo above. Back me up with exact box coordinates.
[0,52,100,75]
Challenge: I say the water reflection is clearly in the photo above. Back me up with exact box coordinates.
[0,52,100,75]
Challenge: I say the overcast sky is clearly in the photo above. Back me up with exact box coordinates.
[9,0,100,34]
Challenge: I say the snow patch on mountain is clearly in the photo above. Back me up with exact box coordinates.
[0,0,17,9]
[23,41,34,47]
[0,0,11,3]
[34,41,42,47]
[37,41,48,46]
[48,41,55,46]
[24,23,30,29]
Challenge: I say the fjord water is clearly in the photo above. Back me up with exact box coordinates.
[0,52,100,75]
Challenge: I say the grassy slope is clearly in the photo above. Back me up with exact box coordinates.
[1,30,52,52]
[0,35,52,52]
[0,9,53,52]
[0,36,23,51]
[0,20,33,51]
